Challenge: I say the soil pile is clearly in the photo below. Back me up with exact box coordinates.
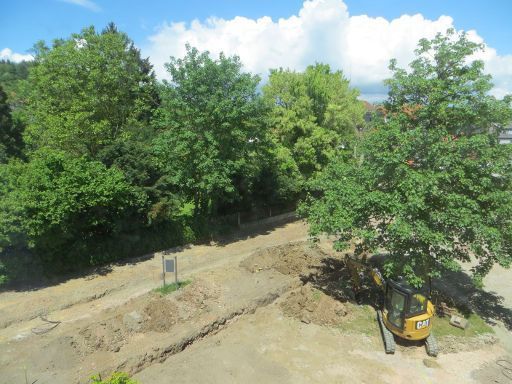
[143,298,180,332]
[73,315,130,354]
[240,242,326,277]
[175,278,220,316]
[72,278,221,356]
[144,278,220,331]
[281,283,348,326]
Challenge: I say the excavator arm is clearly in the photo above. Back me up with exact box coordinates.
[345,256,385,292]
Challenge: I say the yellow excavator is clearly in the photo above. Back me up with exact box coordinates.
[346,257,438,356]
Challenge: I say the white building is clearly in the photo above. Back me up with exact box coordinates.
[499,123,512,144]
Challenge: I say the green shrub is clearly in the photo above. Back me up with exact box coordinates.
[90,372,138,384]
[153,280,191,295]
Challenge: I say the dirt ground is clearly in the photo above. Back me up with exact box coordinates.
[1,219,511,384]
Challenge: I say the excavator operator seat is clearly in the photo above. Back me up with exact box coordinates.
[386,286,406,329]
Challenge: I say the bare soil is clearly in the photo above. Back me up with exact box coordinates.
[280,283,348,326]
[240,241,325,276]
[0,219,510,384]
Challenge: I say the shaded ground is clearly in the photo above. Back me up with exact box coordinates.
[1,220,511,384]
[434,268,512,331]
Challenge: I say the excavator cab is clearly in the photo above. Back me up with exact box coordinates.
[384,279,428,330]
[380,278,438,356]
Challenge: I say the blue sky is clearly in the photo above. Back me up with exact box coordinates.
[2,0,511,55]
[2,0,511,100]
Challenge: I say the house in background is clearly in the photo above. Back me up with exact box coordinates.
[499,123,512,144]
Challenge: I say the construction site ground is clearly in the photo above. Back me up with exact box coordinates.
[1,219,511,384]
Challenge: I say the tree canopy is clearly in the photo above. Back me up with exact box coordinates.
[263,64,364,179]
[25,25,158,157]
[152,45,265,217]
[300,30,512,287]
[385,28,512,133]
[0,59,32,108]
[0,149,145,272]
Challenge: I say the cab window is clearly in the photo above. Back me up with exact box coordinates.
[386,287,406,329]
[408,293,427,315]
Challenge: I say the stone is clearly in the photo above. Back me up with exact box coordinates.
[123,311,143,332]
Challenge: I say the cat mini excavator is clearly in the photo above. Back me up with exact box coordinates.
[346,257,438,356]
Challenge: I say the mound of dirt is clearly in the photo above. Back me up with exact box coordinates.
[240,242,327,277]
[143,298,180,332]
[73,315,129,354]
[176,279,220,310]
[280,283,348,326]
[144,278,220,331]
[72,278,221,356]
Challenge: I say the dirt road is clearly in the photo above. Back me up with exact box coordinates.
[0,220,308,341]
[1,219,511,384]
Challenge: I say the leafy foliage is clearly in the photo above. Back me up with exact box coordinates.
[0,149,146,273]
[153,45,265,216]
[263,64,364,179]
[90,372,139,384]
[300,30,512,287]
[249,142,303,208]
[25,25,158,157]
[385,28,512,133]
[153,280,191,295]
[0,59,32,109]
[0,85,24,162]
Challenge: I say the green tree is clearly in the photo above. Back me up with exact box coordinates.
[263,64,364,179]
[0,59,33,110]
[249,142,303,208]
[0,149,146,274]
[152,46,264,217]
[385,28,512,133]
[300,30,512,287]
[0,85,24,162]
[25,24,159,157]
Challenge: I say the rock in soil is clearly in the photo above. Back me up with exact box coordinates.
[123,311,143,332]
[423,358,441,368]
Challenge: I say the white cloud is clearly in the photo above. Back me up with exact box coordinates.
[143,0,512,101]
[479,50,512,99]
[59,0,101,12]
[0,48,34,63]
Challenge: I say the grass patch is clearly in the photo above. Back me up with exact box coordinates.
[336,304,380,337]
[336,304,493,340]
[312,289,322,301]
[91,372,139,384]
[434,313,494,338]
[153,280,191,295]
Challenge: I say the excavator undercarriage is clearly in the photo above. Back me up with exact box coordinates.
[346,257,438,357]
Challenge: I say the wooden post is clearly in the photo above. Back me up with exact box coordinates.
[237,212,241,227]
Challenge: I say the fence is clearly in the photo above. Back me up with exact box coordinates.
[210,204,298,229]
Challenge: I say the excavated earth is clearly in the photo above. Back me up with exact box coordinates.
[0,221,511,384]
